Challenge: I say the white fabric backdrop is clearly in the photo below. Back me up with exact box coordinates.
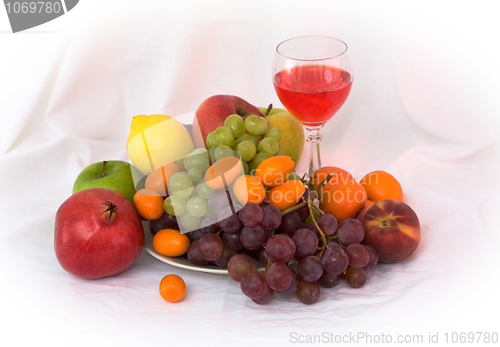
[1,1,499,346]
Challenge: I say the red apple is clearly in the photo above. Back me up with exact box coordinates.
[357,199,420,263]
[192,94,266,148]
[54,188,144,279]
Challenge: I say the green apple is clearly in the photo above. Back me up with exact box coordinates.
[259,106,305,164]
[73,161,138,204]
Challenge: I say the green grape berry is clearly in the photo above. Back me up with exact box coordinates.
[252,152,273,169]
[214,126,235,147]
[265,118,272,132]
[214,145,234,161]
[266,127,283,142]
[258,137,279,155]
[242,160,249,175]
[206,131,216,149]
[245,115,267,136]
[276,145,285,156]
[168,172,193,199]
[184,149,211,172]
[180,213,201,231]
[236,140,257,162]
[196,179,214,199]
[187,167,203,182]
[247,160,256,173]
[186,196,208,218]
[234,134,259,150]
[224,114,246,138]
[164,196,187,216]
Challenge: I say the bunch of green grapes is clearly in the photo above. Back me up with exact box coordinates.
[163,148,220,232]
[205,114,284,175]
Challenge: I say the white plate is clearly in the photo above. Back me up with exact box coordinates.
[143,222,265,275]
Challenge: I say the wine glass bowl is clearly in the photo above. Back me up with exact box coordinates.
[272,36,353,176]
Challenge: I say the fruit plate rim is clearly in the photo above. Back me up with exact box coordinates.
[143,224,265,276]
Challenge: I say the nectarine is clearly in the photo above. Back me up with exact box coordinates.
[357,199,420,263]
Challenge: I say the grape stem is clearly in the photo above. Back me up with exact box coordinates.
[278,171,336,259]
[307,196,328,256]
[311,204,324,216]
[307,190,324,216]
[279,193,326,216]
[263,258,272,275]
[280,200,307,216]
[315,172,334,191]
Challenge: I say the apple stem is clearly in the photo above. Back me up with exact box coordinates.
[101,161,107,178]
[264,103,273,117]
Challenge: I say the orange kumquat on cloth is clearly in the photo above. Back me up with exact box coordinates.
[159,274,186,303]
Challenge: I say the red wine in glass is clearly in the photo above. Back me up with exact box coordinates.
[272,36,353,177]
[273,65,353,128]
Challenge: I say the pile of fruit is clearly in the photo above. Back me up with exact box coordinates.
[148,158,420,305]
[53,94,421,306]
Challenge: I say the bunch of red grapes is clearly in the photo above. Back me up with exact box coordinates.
[149,189,378,305]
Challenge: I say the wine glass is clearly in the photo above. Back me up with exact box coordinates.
[272,36,353,178]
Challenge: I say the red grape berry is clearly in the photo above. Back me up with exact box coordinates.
[227,254,257,282]
[266,234,296,263]
[296,281,320,304]
[239,203,263,227]
[265,262,293,291]
[241,272,268,299]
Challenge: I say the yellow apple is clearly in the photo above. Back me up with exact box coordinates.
[259,106,304,164]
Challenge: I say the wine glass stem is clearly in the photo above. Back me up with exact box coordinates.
[306,130,323,178]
